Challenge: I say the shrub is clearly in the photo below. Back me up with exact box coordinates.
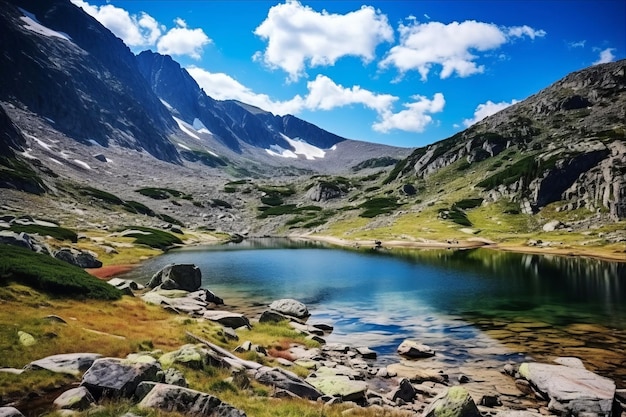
[452,198,484,210]
[120,227,182,249]
[0,244,122,300]
[358,197,400,218]
[260,195,284,206]
[136,187,186,200]
[210,199,232,209]
[438,207,472,227]
[80,186,124,205]
[9,224,78,243]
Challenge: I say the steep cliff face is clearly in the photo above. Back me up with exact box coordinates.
[391,60,626,219]
[0,0,180,162]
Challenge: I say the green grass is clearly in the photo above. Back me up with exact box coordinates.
[80,186,125,205]
[452,198,484,210]
[438,207,472,227]
[257,205,322,219]
[0,244,122,300]
[0,156,47,195]
[9,224,78,243]
[120,227,183,250]
[260,195,283,206]
[136,187,188,200]
[382,158,408,184]
[358,197,401,218]
[351,156,398,171]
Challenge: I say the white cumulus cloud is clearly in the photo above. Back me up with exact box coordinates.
[379,19,545,80]
[373,93,445,133]
[254,0,393,82]
[157,19,211,60]
[71,0,210,60]
[462,99,518,127]
[593,48,616,65]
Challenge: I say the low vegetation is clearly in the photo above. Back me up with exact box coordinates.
[358,197,401,218]
[0,244,122,299]
[9,223,78,243]
[119,226,183,250]
[136,187,190,200]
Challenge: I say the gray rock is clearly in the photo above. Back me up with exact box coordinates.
[422,386,480,417]
[54,248,102,268]
[0,231,33,250]
[26,353,102,376]
[397,340,435,358]
[163,368,188,387]
[268,299,309,318]
[138,383,246,417]
[108,278,144,291]
[18,331,35,346]
[81,357,162,399]
[203,311,250,329]
[518,362,615,416]
[0,407,24,417]
[553,357,586,369]
[53,386,95,410]
[542,220,563,232]
[254,366,322,400]
[355,347,377,359]
[148,264,201,291]
[390,378,416,403]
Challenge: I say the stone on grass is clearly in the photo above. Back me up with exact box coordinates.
[254,366,322,400]
[17,331,36,347]
[26,353,102,376]
[203,311,250,329]
[81,357,162,399]
[259,310,292,323]
[159,344,223,370]
[54,248,102,268]
[305,375,368,402]
[53,386,95,410]
[397,339,435,358]
[269,299,309,318]
[138,383,246,417]
[422,386,480,417]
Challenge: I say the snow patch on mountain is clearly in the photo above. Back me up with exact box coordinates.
[192,118,212,135]
[283,135,326,160]
[19,8,73,42]
[173,117,200,140]
[266,144,298,159]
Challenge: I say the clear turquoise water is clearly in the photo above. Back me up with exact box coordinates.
[121,239,626,385]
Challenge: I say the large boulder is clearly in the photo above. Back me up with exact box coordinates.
[26,353,102,376]
[53,386,95,410]
[422,386,481,417]
[81,357,162,399]
[254,366,322,400]
[268,299,309,319]
[148,264,201,291]
[138,383,246,417]
[518,362,615,416]
[305,374,368,402]
[54,248,102,268]
[397,339,435,358]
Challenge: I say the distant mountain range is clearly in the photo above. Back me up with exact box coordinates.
[0,0,408,173]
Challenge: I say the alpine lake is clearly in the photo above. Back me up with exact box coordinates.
[121,238,626,389]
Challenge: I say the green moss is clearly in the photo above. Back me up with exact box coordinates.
[9,224,77,243]
[0,244,122,300]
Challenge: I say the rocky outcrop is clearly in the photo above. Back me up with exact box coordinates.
[137,383,246,417]
[306,182,343,202]
[203,311,251,329]
[0,407,24,417]
[53,386,95,410]
[148,264,202,291]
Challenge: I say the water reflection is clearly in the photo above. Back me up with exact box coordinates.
[120,239,626,387]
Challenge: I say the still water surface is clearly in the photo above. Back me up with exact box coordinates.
[122,239,626,386]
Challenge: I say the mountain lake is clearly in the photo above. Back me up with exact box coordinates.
[121,238,626,388]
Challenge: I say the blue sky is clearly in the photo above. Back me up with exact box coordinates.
[71,0,624,149]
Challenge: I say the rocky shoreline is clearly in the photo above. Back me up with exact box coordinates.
[3,262,624,417]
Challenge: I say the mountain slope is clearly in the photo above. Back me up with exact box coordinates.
[0,0,180,162]
[136,50,346,154]
[387,60,626,220]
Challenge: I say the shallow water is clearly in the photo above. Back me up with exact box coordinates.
[121,238,626,387]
